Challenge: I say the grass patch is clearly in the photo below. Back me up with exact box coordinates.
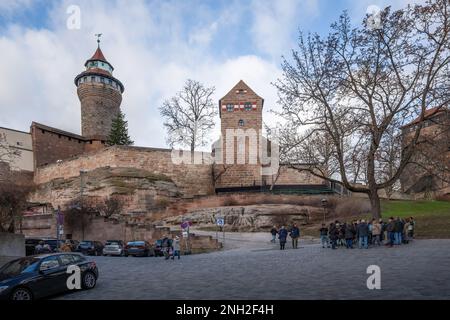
[381,200,450,239]
[381,200,450,218]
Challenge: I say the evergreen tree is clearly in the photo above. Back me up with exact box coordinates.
[107,111,134,146]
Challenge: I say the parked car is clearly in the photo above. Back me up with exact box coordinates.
[103,240,125,256]
[153,239,164,257]
[0,253,98,300]
[76,241,104,256]
[25,238,42,256]
[124,241,154,257]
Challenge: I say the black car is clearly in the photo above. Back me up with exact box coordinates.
[0,253,98,300]
[76,241,104,256]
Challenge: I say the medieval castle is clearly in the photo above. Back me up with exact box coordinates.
[0,41,448,242]
[2,42,325,198]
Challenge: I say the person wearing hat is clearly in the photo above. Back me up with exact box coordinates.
[172,235,181,260]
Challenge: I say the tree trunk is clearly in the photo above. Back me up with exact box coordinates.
[368,188,381,220]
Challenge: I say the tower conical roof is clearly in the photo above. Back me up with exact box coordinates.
[84,46,113,70]
[90,47,107,62]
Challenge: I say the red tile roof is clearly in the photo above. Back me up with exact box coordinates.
[89,47,107,62]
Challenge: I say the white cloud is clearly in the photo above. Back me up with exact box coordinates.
[0,0,285,150]
[250,0,319,60]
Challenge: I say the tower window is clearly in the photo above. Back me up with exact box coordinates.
[108,79,113,85]
[91,76,95,82]
[226,104,233,112]
[238,119,245,127]
[244,102,252,111]
[100,77,105,83]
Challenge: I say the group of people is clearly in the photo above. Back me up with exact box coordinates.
[161,235,181,260]
[34,241,52,254]
[270,217,415,250]
[270,223,300,250]
[320,217,416,249]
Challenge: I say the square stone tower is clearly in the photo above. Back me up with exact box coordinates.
[213,80,265,189]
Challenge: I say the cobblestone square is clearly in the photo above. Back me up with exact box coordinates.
[56,238,450,300]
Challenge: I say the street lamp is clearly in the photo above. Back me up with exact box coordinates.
[321,198,328,223]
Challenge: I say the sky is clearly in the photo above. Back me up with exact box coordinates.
[0,0,423,149]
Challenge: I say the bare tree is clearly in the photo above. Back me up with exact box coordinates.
[64,197,98,240]
[274,0,450,218]
[95,196,124,219]
[0,182,32,233]
[160,79,217,152]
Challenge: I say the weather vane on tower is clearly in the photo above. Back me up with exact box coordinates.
[95,33,102,47]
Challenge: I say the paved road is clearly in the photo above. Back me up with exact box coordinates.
[57,238,450,300]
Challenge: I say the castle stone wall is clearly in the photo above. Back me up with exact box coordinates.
[31,123,87,168]
[34,146,214,197]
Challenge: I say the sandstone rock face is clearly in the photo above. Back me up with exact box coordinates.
[164,204,322,231]
[29,166,180,214]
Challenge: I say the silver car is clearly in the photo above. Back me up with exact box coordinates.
[102,240,125,256]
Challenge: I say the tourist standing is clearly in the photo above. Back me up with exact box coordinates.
[407,217,415,239]
[394,217,403,245]
[270,226,278,243]
[162,235,171,260]
[386,217,395,247]
[172,236,181,260]
[344,222,355,249]
[379,218,386,244]
[278,226,288,250]
[319,224,329,248]
[357,220,369,249]
[372,219,382,246]
[289,223,300,249]
[329,223,338,250]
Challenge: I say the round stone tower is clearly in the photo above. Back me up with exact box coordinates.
[74,40,124,143]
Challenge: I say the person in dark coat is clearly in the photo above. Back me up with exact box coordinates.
[338,223,346,247]
[319,224,329,248]
[357,220,369,249]
[394,217,403,245]
[278,226,288,250]
[289,223,300,249]
[329,223,338,250]
[379,219,386,243]
[270,226,278,243]
[385,217,396,247]
[344,222,355,249]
